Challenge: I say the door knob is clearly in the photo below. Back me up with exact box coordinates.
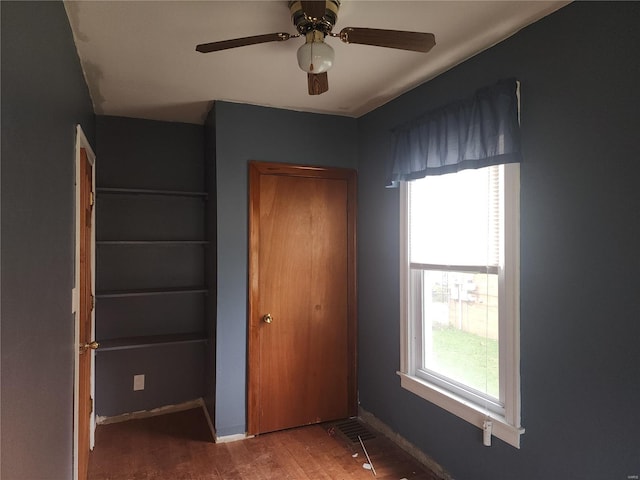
[81,341,100,351]
[262,313,273,324]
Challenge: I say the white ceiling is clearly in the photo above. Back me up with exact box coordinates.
[64,1,568,125]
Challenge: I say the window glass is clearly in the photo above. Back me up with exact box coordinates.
[409,166,502,405]
[409,166,501,267]
[418,269,499,399]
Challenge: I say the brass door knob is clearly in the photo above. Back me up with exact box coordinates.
[83,341,100,350]
[262,313,273,324]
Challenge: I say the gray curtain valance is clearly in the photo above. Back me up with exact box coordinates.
[387,78,521,187]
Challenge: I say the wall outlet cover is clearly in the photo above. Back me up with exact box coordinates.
[133,374,145,391]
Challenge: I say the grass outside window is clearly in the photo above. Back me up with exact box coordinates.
[431,326,499,399]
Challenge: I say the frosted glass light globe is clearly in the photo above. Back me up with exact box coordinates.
[297,40,334,74]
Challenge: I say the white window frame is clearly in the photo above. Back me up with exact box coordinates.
[397,163,524,448]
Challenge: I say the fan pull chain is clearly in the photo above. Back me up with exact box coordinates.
[309,41,315,72]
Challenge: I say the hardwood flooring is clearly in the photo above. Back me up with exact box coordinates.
[89,408,443,480]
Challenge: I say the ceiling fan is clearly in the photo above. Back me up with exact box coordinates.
[195,1,436,95]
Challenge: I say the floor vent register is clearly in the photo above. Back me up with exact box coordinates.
[332,418,376,443]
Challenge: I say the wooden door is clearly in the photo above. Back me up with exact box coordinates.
[248,162,357,435]
[78,148,94,480]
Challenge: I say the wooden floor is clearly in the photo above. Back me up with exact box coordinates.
[89,408,443,480]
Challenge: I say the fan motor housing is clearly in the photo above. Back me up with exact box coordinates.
[289,1,340,35]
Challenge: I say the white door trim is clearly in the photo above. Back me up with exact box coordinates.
[72,125,96,480]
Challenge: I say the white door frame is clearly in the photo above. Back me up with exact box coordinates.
[72,125,97,480]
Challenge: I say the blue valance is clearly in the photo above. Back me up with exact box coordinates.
[387,78,521,187]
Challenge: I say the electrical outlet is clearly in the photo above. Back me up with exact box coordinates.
[133,374,145,391]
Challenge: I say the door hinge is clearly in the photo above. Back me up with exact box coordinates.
[89,191,95,207]
[90,397,94,415]
[91,295,95,311]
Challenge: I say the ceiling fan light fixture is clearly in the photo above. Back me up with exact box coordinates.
[297,31,334,74]
[196,0,436,96]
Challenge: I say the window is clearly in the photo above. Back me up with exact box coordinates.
[398,163,523,448]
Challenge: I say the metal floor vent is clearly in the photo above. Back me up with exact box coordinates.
[333,418,376,443]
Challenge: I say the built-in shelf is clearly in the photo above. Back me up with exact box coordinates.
[98,333,207,352]
[96,287,208,299]
[97,187,207,198]
[97,240,208,246]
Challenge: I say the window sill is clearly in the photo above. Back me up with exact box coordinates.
[397,371,524,448]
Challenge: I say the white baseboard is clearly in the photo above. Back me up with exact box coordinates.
[201,401,217,441]
[96,398,206,426]
[215,433,255,443]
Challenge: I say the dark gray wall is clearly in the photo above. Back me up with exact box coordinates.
[203,106,217,427]
[94,116,206,417]
[1,1,95,478]
[356,2,640,479]
[95,116,204,191]
[210,101,358,436]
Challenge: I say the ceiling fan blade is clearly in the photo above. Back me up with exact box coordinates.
[339,27,435,53]
[308,72,328,95]
[196,33,291,53]
[300,1,326,21]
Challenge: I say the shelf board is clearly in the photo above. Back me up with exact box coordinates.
[96,287,208,299]
[97,187,207,198]
[98,333,207,352]
[97,240,208,246]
